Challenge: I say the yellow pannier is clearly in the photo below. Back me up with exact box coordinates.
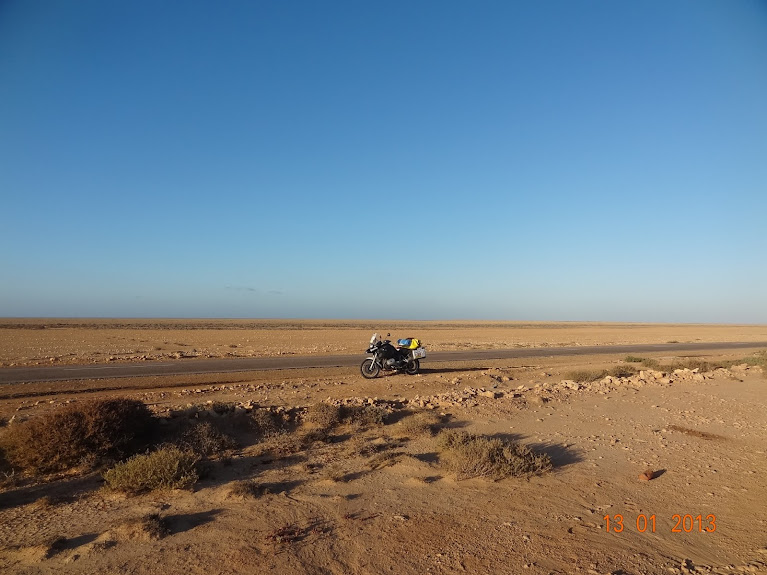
[397,338,420,349]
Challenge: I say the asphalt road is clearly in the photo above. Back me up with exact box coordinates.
[1,341,765,384]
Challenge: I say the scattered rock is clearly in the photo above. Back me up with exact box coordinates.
[639,469,657,481]
[680,558,696,573]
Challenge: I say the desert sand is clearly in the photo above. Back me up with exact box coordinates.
[1,319,766,367]
[0,320,766,575]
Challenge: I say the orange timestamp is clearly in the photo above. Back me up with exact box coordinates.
[603,514,717,533]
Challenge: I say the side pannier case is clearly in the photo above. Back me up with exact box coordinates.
[397,338,421,349]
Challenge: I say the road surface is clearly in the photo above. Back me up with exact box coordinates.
[1,341,765,384]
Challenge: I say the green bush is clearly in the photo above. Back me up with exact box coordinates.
[1,398,155,474]
[436,430,551,480]
[103,446,199,493]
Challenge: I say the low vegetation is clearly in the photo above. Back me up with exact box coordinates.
[247,407,289,437]
[305,402,388,432]
[227,479,265,498]
[117,514,169,541]
[305,403,341,430]
[341,404,388,429]
[565,365,638,383]
[0,398,154,474]
[623,352,767,375]
[394,410,443,437]
[436,430,552,480]
[179,421,236,457]
[103,445,199,493]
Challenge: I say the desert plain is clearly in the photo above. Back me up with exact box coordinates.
[0,319,766,575]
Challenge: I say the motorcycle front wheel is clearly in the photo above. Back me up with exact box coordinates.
[361,358,380,379]
[405,359,420,375]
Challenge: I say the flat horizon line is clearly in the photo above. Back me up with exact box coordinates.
[1,317,766,327]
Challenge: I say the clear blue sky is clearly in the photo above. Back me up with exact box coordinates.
[1,1,766,322]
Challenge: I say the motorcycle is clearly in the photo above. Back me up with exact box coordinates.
[360,333,426,379]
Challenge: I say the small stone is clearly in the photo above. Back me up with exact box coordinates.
[638,469,656,481]
[680,559,695,574]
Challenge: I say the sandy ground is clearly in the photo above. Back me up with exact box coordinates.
[0,322,766,575]
[1,319,766,367]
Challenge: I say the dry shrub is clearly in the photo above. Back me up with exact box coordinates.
[319,463,347,483]
[116,514,169,541]
[624,356,661,369]
[566,369,605,383]
[367,451,407,470]
[1,398,155,474]
[566,365,637,383]
[343,434,398,458]
[103,446,199,493]
[305,403,341,429]
[299,427,331,446]
[259,431,306,457]
[634,354,764,375]
[341,405,387,429]
[666,359,721,372]
[248,408,287,438]
[395,411,443,437]
[180,421,236,456]
[26,536,68,560]
[740,352,767,375]
[34,495,59,509]
[343,435,376,457]
[436,430,552,480]
[209,401,235,415]
[0,444,10,475]
[227,479,265,498]
[608,365,638,378]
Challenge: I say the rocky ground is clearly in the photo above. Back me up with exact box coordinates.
[0,324,765,574]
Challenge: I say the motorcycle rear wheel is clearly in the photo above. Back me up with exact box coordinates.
[405,359,420,375]
[361,358,380,379]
